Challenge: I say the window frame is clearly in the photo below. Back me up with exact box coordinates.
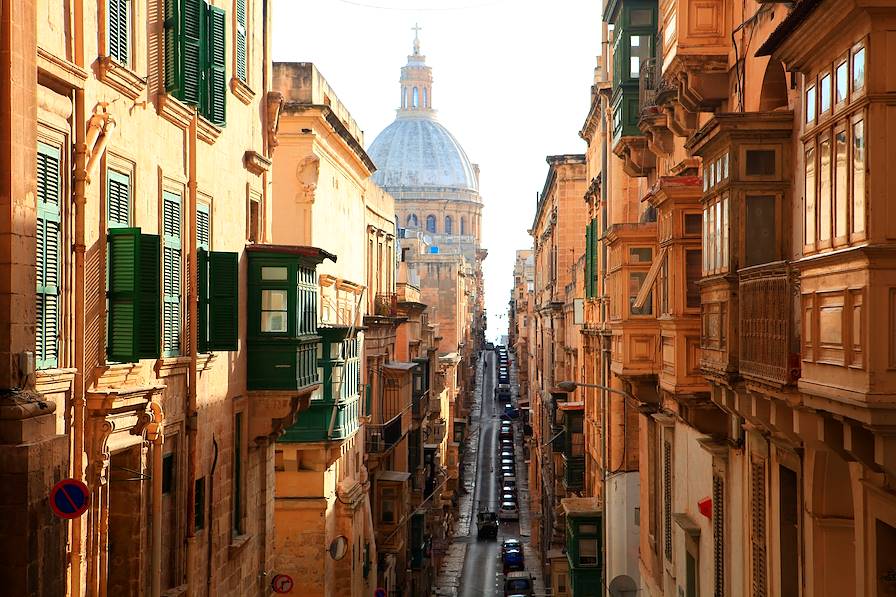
[850,112,867,241]
[161,189,184,358]
[107,0,133,67]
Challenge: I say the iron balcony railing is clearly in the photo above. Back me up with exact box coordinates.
[639,57,660,114]
[366,414,403,454]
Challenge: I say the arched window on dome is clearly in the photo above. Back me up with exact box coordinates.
[401,87,406,109]
[423,87,428,108]
[460,217,466,235]
[407,214,418,228]
[445,216,453,234]
[426,215,436,233]
[413,87,419,108]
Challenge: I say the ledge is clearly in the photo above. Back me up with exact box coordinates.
[197,352,218,373]
[672,512,701,537]
[197,116,223,145]
[155,356,191,378]
[34,368,77,394]
[243,150,271,175]
[228,533,252,558]
[157,94,194,129]
[230,77,256,105]
[97,56,147,100]
[37,47,88,89]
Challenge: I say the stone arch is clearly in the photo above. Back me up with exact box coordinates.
[609,574,637,597]
[808,448,856,595]
[759,60,788,111]
[425,215,436,233]
[406,214,418,227]
[460,216,466,235]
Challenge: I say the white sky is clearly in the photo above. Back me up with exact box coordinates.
[272,0,602,342]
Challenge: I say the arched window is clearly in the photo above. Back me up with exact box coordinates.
[425,215,436,233]
[413,87,419,108]
[445,216,453,234]
[407,214,418,227]
[401,87,406,109]
[460,217,466,235]
[423,87,428,108]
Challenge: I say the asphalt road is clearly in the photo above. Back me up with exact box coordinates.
[458,352,521,597]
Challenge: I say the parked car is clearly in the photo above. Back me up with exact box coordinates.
[498,501,519,521]
[502,548,525,574]
[501,538,522,555]
[500,465,515,478]
[500,427,513,441]
[504,572,534,596]
[495,384,512,401]
[502,476,517,490]
[500,458,514,470]
[503,405,519,419]
[501,491,516,503]
[500,450,514,461]
[476,510,498,540]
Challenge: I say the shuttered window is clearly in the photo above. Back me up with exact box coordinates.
[198,249,238,352]
[163,192,182,357]
[36,142,62,370]
[197,203,210,249]
[663,440,673,561]
[751,460,768,597]
[164,0,227,125]
[108,0,130,65]
[108,228,161,362]
[235,0,247,82]
[590,219,599,296]
[107,169,131,227]
[585,222,593,298]
[713,474,725,597]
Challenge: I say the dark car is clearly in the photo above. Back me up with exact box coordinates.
[502,548,525,574]
[500,427,513,441]
[500,450,514,461]
[476,511,498,540]
[503,405,520,419]
[504,572,534,596]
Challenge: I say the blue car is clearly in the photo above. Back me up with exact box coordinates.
[502,548,525,573]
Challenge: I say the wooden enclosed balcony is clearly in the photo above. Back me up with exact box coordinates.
[739,261,798,387]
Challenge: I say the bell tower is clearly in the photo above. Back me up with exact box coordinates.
[399,24,434,116]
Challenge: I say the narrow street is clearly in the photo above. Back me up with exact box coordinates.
[434,350,545,597]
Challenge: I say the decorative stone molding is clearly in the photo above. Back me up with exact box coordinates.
[157,94,194,129]
[97,57,147,100]
[295,155,320,203]
[154,356,191,378]
[197,116,222,145]
[266,91,284,150]
[37,47,88,89]
[34,368,77,395]
[231,77,256,105]
[243,150,271,175]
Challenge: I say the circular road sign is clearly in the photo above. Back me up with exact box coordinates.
[49,478,90,519]
[271,574,294,594]
[375,588,387,597]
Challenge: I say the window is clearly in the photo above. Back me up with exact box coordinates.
[852,117,865,234]
[445,215,453,234]
[107,169,131,227]
[835,128,848,239]
[107,228,161,362]
[162,192,182,356]
[779,466,799,597]
[426,215,436,233]
[805,144,816,245]
[852,46,865,91]
[36,142,62,370]
[578,538,599,566]
[198,249,238,351]
[164,0,228,125]
[557,573,567,594]
[745,195,776,267]
[630,272,652,316]
[806,85,816,123]
[630,35,650,78]
[685,249,701,309]
[407,214,418,227]
[423,87,428,108]
[235,0,247,83]
[820,73,832,114]
[819,136,832,243]
[703,196,728,275]
[248,193,260,242]
[630,247,652,263]
[412,87,419,108]
[194,476,206,531]
[197,203,210,249]
[233,411,244,535]
[162,453,175,494]
[684,213,702,236]
[460,216,466,235]
[260,290,288,332]
[108,0,131,65]
[659,255,669,315]
[745,149,776,177]
[380,487,397,524]
[835,60,848,105]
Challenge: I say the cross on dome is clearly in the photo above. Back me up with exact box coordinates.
[412,23,422,54]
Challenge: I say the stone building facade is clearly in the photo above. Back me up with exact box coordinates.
[0,1,324,595]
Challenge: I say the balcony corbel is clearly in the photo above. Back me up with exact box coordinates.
[612,135,655,178]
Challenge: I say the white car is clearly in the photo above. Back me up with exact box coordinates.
[498,501,519,520]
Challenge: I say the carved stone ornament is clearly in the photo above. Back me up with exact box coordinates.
[295,155,320,203]
[266,91,284,150]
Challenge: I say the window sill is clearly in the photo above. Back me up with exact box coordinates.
[243,150,271,175]
[197,352,218,373]
[155,356,191,378]
[231,77,256,105]
[98,56,147,100]
[158,94,195,129]
[34,368,77,394]
[229,533,252,558]
[197,116,223,145]
[37,47,88,90]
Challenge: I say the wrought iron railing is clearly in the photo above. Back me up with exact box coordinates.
[639,57,660,114]
[366,414,403,454]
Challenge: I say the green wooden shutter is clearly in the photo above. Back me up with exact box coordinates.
[236,0,247,83]
[162,192,182,357]
[197,203,210,250]
[205,4,227,125]
[108,0,130,64]
[36,142,61,369]
[207,251,238,351]
[108,228,161,362]
[590,219,599,297]
[107,169,131,227]
[165,0,203,105]
[197,248,209,352]
[585,222,593,298]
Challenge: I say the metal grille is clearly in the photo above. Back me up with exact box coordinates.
[663,440,673,561]
[713,474,725,597]
[751,460,767,597]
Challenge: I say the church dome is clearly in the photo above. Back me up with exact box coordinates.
[368,115,478,192]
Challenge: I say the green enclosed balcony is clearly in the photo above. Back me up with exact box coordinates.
[563,497,603,597]
[280,328,362,443]
[560,405,586,490]
[606,0,658,142]
[246,245,334,392]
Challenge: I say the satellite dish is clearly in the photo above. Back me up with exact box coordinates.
[329,535,348,560]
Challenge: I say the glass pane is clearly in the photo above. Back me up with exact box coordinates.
[703,166,709,192]
[707,205,715,272]
[579,539,599,565]
[630,8,652,26]
[629,272,652,315]
[722,152,729,179]
[835,130,848,238]
[853,47,865,90]
[820,74,831,112]
[261,312,287,333]
[262,266,288,281]
[835,61,848,103]
[853,119,865,233]
[262,289,288,310]
[579,523,598,534]
[714,201,722,271]
[819,138,831,241]
[686,250,701,308]
[709,161,715,188]
[703,208,709,273]
[684,213,702,235]
[805,145,816,243]
[806,86,816,123]
[630,247,653,263]
[629,35,650,78]
[745,149,776,176]
[745,195,776,267]
[721,195,729,270]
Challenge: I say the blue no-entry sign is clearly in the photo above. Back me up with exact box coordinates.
[49,479,90,519]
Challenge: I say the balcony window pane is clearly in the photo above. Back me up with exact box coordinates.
[261,289,288,333]
[630,8,652,26]
[630,247,653,263]
[707,205,715,272]
[820,74,831,113]
[819,138,832,241]
[714,201,722,271]
[262,266,287,281]
[835,130,848,238]
[721,195,729,270]
[745,149,776,177]
[835,61,848,104]
[685,213,702,236]
[703,207,709,273]
[722,152,729,180]
[630,272,652,315]
[630,35,650,78]
[745,195,776,267]
[686,249,702,309]
[579,523,598,534]
[853,119,865,233]
[805,145,816,243]
[703,166,709,192]
[579,538,599,565]
[806,85,816,123]
[853,47,865,91]
[709,161,715,188]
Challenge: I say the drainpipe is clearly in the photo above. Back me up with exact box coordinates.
[148,402,164,597]
[185,110,199,591]
[600,19,611,597]
[71,85,87,597]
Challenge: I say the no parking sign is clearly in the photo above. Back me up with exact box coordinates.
[271,574,294,594]
[49,479,90,519]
